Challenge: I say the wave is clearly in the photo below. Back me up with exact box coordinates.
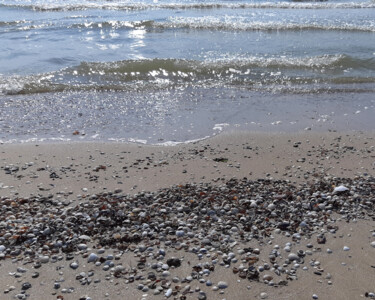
[0,20,27,26]
[1,55,375,95]
[162,17,375,32]
[11,19,373,33]
[1,1,375,12]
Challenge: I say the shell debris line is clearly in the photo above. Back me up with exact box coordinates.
[0,176,375,299]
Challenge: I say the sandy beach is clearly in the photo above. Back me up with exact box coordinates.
[0,131,374,300]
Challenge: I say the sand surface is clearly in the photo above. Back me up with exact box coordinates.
[1,131,374,199]
[0,131,374,300]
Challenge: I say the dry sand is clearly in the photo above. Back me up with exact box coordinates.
[0,131,374,300]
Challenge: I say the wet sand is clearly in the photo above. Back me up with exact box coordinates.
[1,131,374,199]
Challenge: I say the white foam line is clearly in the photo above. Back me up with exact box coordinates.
[155,136,211,146]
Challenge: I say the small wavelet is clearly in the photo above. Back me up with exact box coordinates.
[162,16,375,32]
[1,1,375,12]
[1,55,375,95]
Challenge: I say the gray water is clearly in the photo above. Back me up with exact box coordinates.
[0,0,374,143]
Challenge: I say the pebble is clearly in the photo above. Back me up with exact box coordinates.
[21,282,32,290]
[165,288,172,298]
[39,255,50,263]
[77,243,88,251]
[217,281,228,289]
[0,176,373,299]
[79,235,91,241]
[70,262,79,269]
[176,230,185,237]
[288,253,299,261]
[343,246,350,251]
[88,253,98,263]
[312,294,319,299]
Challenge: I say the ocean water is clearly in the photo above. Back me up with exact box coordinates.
[0,0,374,144]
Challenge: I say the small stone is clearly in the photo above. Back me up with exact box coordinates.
[343,246,350,251]
[198,292,207,300]
[79,235,91,241]
[217,281,228,289]
[312,294,318,299]
[288,253,299,261]
[260,292,268,299]
[153,290,161,295]
[21,282,32,290]
[39,255,50,263]
[162,271,170,277]
[165,288,172,298]
[88,253,98,263]
[166,258,181,268]
[17,267,27,273]
[77,244,88,251]
[176,230,185,237]
[70,262,79,269]
[370,241,375,248]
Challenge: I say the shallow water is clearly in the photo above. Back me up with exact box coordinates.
[0,0,374,143]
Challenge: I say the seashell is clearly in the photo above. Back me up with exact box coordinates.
[263,274,273,281]
[333,185,349,194]
[165,288,172,298]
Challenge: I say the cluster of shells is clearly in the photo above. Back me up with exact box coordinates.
[0,176,374,297]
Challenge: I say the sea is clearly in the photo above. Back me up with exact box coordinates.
[0,0,374,144]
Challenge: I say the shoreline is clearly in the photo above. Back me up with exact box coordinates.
[0,130,374,300]
[1,130,374,199]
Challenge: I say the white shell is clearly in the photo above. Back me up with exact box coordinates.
[333,185,349,193]
[165,288,172,298]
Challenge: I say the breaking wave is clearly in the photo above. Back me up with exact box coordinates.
[1,55,375,95]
